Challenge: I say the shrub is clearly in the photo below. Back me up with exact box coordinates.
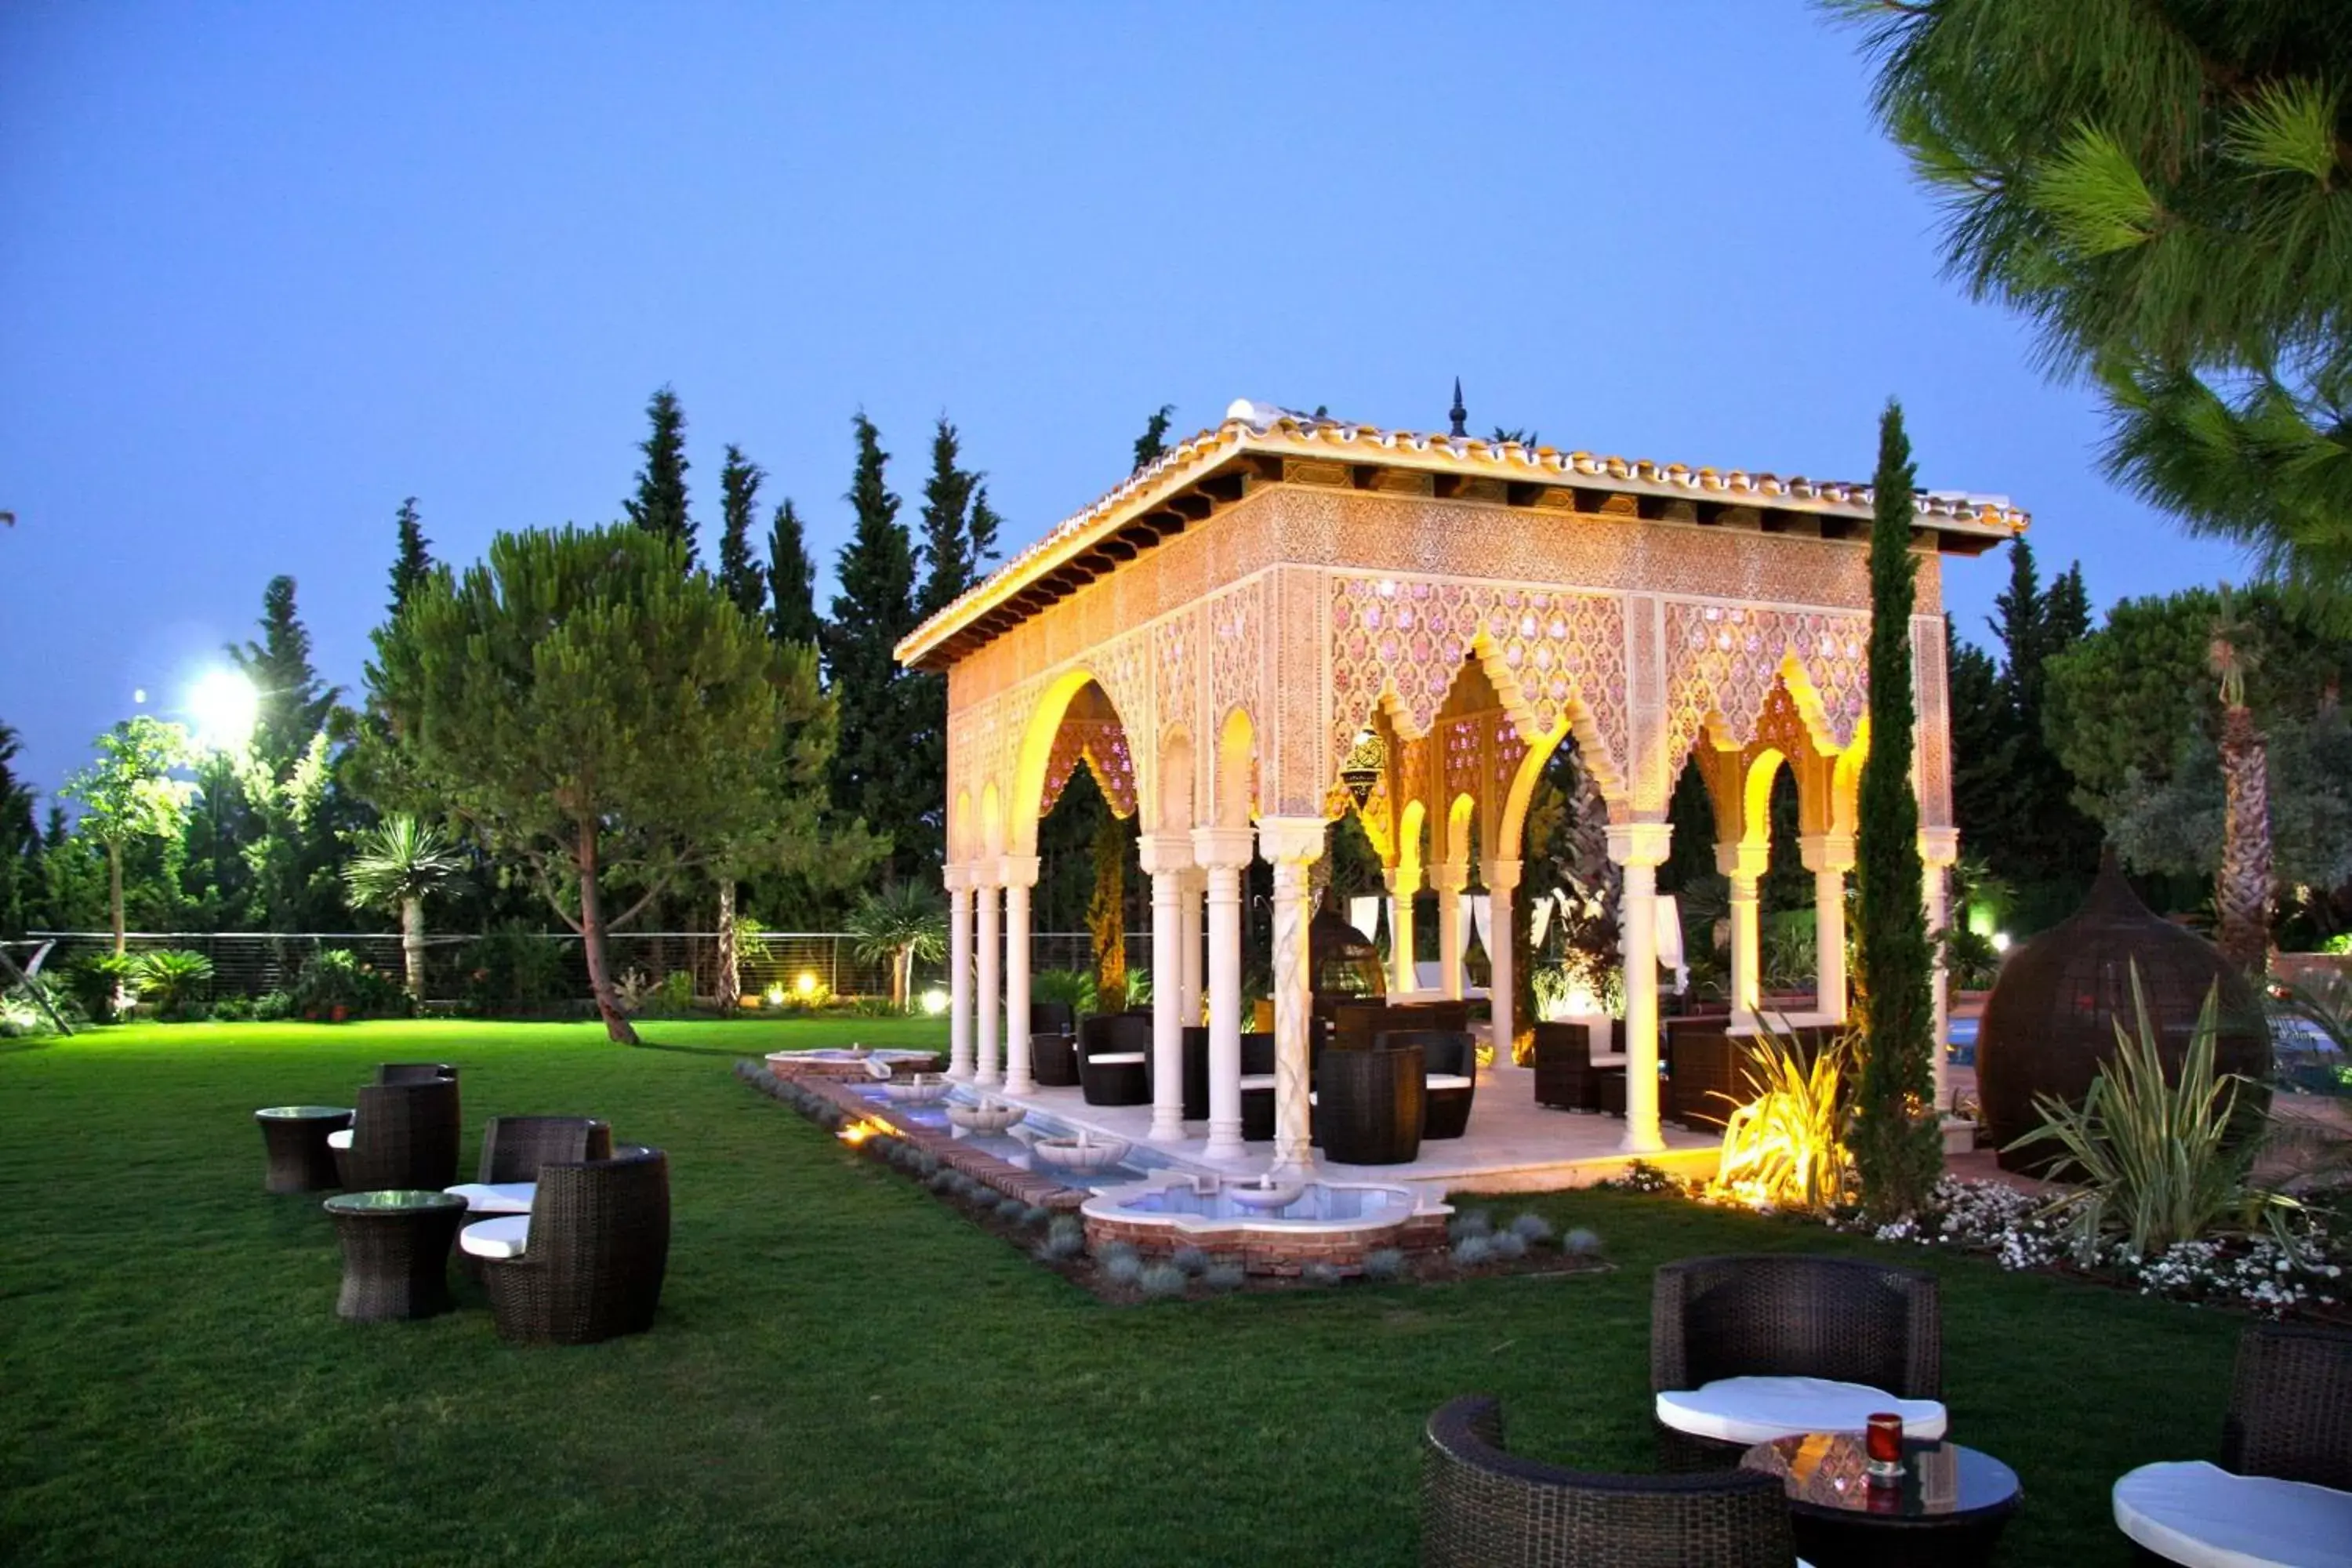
[1301,1261,1342,1287]
[459,921,573,1014]
[1362,1248,1407,1281]
[1203,1261,1247,1292]
[209,994,253,1022]
[1708,1023,1855,1213]
[1492,1231,1530,1260]
[1508,1213,1554,1243]
[1046,1214,1086,1251]
[1029,968,1096,1012]
[1018,1205,1051,1227]
[252,989,293,1022]
[132,949,214,1017]
[64,955,139,1023]
[1448,1209,1493,1242]
[289,949,408,1020]
[1563,1227,1602,1257]
[1451,1234,1496,1267]
[1138,1262,1189,1299]
[1169,1245,1210,1276]
[1102,1250,1144,1286]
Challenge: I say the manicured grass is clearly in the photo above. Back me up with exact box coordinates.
[2,1018,2239,1564]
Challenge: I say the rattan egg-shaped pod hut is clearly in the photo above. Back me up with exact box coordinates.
[1976,853,2270,1173]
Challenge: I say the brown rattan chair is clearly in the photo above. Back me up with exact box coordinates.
[478,1146,671,1345]
[1664,1017,1737,1131]
[1533,1018,1620,1112]
[1030,1001,1081,1087]
[477,1115,612,1184]
[2114,1324,2352,1564]
[1078,1012,1152,1105]
[1651,1254,1943,1470]
[332,1080,461,1192]
[1314,1041,1425,1164]
[1421,1396,1795,1568]
[1383,1028,1477,1139]
[376,1062,459,1087]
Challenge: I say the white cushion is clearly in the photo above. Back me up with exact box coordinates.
[1089,1051,1147,1065]
[2114,1461,2352,1568]
[459,1214,532,1260]
[1428,1073,1474,1091]
[325,1128,353,1150]
[444,1181,535,1214]
[1654,1376,1947,1446]
[1237,1074,1276,1090]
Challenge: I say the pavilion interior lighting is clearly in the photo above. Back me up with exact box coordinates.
[1338,727,1385,808]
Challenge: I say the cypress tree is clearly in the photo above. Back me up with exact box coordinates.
[233,577,341,772]
[916,419,978,622]
[622,385,695,568]
[765,499,821,648]
[821,415,922,873]
[717,445,768,622]
[1132,405,1175,470]
[968,487,1001,577]
[1851,399,1942,1220]
[0,720,38,940]
[389,498,433,617]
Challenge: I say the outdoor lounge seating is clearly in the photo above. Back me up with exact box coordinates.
[1651,1254,1944,1471]
[1381,1028,1477,1139]
[1077,1012,1152,1105]
[1533,1018,1622,1112]
[1334,999,1469,1052]
[2113,1323,2352,1566]
[1313,1041,1425,1164]
[465,1145,670,1345]
[1029,1002,1080,1087]
[376,1062,459,1087]
[1421,1395,1797,1568]
[445,1115,612,1216]
[328,1079,461,1192]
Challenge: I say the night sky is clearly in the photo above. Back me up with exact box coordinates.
[0,2,2245,797]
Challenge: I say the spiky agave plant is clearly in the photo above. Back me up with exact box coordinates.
[2009,966,2286,1261]
[1708,1021,1855,1213]
[343,815,467,1001]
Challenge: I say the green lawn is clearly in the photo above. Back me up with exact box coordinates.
[1,1018,2241,1565]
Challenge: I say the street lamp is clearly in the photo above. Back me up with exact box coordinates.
[189,668,259,754]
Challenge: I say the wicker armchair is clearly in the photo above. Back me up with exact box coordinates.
[1314,1041,1425,1164]
[477,1116,612,1184]
[1533,1018,1620,1112]
[1383,1028,1477,1139]
[1334,999,1471,1051]
[478,1146,671,1345]
[1030,1001,1081,1087]
[2115,1324,2352,1564]
[332,1080,461,1192]
[376,1062,458,1087]
[1077,1012,1152,1105]
[1422,1396,1795,1568]
[1651,1254,1943,1470]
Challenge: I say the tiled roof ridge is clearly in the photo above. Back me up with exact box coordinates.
[897,398,2029,662]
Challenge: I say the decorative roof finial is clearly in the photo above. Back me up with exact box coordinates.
[1449,378,1468,438]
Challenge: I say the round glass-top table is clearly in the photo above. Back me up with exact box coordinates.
[322,1189,469,1321]
[1740,1432,2022,1568]
[252,1105,354,1193]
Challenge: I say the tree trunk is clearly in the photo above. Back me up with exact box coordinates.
[716,879,739,1009]
[575,823,640,1044]
[895,945,912,1011]
[108,841,125,958]
[401,895,427,1000]
[2216,703,2273,975]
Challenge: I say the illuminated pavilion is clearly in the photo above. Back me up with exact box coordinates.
[894,397,2021,1174]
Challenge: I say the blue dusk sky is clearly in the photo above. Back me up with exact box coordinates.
[0,2,2244,797]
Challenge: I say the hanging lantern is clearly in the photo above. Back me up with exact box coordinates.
[1339,726,1385,807]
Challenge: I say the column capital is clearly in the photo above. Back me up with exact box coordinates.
[996,854,1040,890]
[1799,833,1856,875]
[1480,858,1523,893]
[1256,815,1327,866]
[1714,842,1769,882]
[1136,832,1196,878]
[942,864,975,894]
[1189,825,1256,871]
[1606,821,1673,869]
[1428,861,1471,894]
[1385,865,1424,895]
[1918,826,1962,869]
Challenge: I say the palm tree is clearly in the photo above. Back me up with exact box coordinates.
[2208,590,2271,975]
[845,881,948,1011]
[343,815,467,1001]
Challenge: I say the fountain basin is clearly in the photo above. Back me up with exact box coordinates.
[882,1073,953,1105]
[1223,1177,1305,1211]
[1029,1132,1132,1173]
[1080,1175,1450,1276]
[764,1048,942,1083]
[945,1100,1027,1135]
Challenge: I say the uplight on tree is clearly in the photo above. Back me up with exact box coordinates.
[188,668,259,754]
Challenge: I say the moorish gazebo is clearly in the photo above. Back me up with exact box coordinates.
[896,398,2020,1172]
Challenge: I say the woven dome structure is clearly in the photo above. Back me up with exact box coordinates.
[1976,854,2270,1174]
[1311,902,1385,1006]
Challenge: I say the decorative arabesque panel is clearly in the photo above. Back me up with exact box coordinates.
[1661,601,1869,771]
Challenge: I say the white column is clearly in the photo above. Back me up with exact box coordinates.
[974,878,1001,1087]
[1718,842,1768,1023]
[945,866,975,1080]
[1192,827,1254,1160]
[1138,833,1194,1142]
[1000,855,1038,1094]
[1385,866,1421,993]
[1179,869,1204,1026]
[1608,822,1672,1155]
[1258,817,1325,1173]
[1921,826,1960,1112]
[1801,833,1853,1025]
[1432,862,1469,1000]
[1483,858,1521,1063]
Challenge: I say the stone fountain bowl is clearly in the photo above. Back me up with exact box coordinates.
[881,1073,952,1104]
[945,1101,1028,1135]
[1029,1133,1131,1173]
[1224,1176,1306,1212]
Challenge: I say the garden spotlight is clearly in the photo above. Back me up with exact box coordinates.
[189,667,259,753]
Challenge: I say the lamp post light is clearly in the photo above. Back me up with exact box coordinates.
[187,669,259,940]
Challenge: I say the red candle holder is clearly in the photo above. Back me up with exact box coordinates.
[1864,1412,1904,1486]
